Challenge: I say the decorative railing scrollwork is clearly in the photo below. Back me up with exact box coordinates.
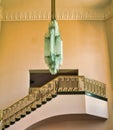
[0,75,106,129]
[84,78,106,97]
[58,76,85,92]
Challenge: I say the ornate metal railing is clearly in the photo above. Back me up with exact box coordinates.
[57,76,106,97]
[0,76,106,130]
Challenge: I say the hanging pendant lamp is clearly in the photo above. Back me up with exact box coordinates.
[44,0,63,75]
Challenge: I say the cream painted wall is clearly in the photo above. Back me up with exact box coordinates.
[106,18,113,86]
[0,20,111,106]
[0,20,113,129]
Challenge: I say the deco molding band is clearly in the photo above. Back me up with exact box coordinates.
[1,10,106,21]
[0,2,113,22]
[1,7,113,21]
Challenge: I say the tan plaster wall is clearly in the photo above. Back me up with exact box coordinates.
[0,20,113,129]
[106,18,113,86]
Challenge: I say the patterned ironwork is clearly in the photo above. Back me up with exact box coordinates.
[0,76,106,129]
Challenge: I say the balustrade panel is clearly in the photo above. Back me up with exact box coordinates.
[1,75,106,129]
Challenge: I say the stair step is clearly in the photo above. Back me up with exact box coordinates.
[21,114,26,118]
[52,94,57,98]
[42,101,47,104]
[31,107,37,111]
[26,111,31,114]
[10,121,15,125]
[5,125,10,128]
[36,104,41,108]
[46,98,52,101]
[15,118,21,121]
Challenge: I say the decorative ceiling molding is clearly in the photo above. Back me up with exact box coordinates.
[1,2,113,21]
[2,9,106,21]
[104,4,113,20]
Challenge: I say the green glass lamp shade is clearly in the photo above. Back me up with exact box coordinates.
[44,20,63,74]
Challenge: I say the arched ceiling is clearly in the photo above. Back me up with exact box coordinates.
[1,0,113,21]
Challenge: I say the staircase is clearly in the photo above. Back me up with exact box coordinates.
[0,75,107,130]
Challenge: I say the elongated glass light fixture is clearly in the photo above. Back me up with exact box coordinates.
[44,0,63,75]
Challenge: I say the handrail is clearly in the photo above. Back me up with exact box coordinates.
[0,75,106,129]
[84,78,106,97]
